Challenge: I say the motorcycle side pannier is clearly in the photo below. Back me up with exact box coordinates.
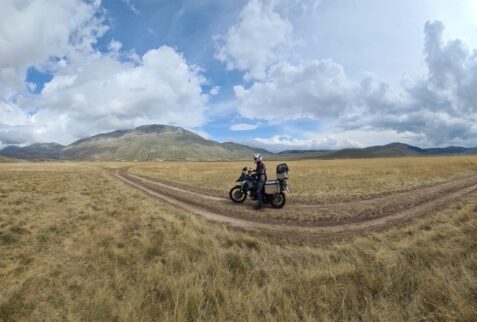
[276,163,289,180]
[265,181,280,194]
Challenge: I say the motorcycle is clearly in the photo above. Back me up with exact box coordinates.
[229,163,289,208]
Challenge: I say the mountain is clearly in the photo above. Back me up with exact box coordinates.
[61,125,270,161]
[271,149,334,160]
[2,128,477,161]
[319,143,422,159]
[275,142,477,160]
[0,143,64,160]
[464,148,477,155]
[0,125,270,161]
[319,142,477,159]
[278,149,333,155]
[423,146,473,155]
[220,142,270,157]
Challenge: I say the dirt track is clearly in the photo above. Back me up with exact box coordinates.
[113,168,477,237]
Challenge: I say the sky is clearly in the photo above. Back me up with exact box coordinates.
[1,0,477,152]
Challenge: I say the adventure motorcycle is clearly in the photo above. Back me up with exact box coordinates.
[229,163,289,208]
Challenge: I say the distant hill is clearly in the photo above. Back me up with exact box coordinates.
[319,143,477,159]
[271,149,334,160]
[424,146,477,155]
[320,143,422,159]
[220,142,270,157]
[278,149,333,155]
[0,125,270,161]
[0,143,64,161]
[62,125,270,161]
[2,129,477,161]
[274,142,477,160]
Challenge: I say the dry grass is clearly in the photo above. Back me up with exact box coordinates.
[0,156,20,163]
[127,156,477,203]
[0,162,476,321]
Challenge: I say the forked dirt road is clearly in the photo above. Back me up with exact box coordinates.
[113,168,477,237]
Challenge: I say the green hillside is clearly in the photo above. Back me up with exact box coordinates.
[61,125,269,161]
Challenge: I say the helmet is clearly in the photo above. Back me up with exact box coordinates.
[253,153,263,163]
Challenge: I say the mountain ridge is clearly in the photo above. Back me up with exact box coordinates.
[0,142,65,160]
[295,142,477,160]
[0,125,271,161]
[2,128,477,161]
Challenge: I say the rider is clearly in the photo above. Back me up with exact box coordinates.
[253,153,267,210]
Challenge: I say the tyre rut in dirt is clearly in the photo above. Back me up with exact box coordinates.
[125,167,477,209]
[113,169,477,237]
[229,186,247,203]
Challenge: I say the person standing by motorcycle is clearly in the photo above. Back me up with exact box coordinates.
[253,153,267,209]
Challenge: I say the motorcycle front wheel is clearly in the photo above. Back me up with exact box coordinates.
[270,192,286,208]
[229,186,247,203]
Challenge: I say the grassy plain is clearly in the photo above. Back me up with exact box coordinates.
[128,156,477,203]
[0,162,476,321]
[0,156,20,163]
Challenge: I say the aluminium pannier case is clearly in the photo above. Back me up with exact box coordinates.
[265,181,280,194]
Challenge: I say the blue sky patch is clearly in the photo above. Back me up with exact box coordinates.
[26,67,53,94]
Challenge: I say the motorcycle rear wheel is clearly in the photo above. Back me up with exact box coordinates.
[270,192,286,208]
[229,186,247,203]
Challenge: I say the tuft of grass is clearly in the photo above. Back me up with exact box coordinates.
[225,252,248,275]
[9,225,30,235]
[0,232,17,245]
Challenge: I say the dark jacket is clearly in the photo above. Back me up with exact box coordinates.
[255,161,267,181]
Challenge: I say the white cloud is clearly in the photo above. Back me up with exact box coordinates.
[215,0,293,80]
[121,0,140,15]
[31,46,208,143]
[209,86,220,96]
[0,0,210,146]
[234,18,477,148]
[342,21,477,146]
[0,0,107,144]
[217,0,477,148]
[3,0,477,150]
[0,0,106,99]
[252,134,360,151]
[235,59,353,122]
[0,101,34,145]
[230,123,259,131]
[244,129,421,152]
[108,39,123,52]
